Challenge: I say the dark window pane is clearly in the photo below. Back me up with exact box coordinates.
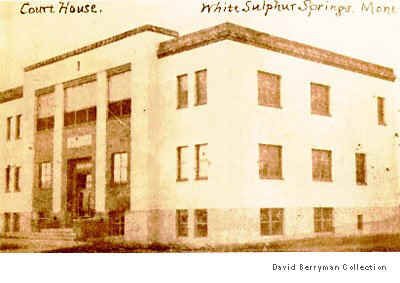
[108,102,121,119]
[195,70,207,106]
[64,112,75,127]
[76,109,87,124]
[121,99,131,116]
[47,116,55,129]
[37,118,46,131]
[88,107,97,122]
[177,74,188,109]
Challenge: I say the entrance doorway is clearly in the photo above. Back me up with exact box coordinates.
[67,158,95,219]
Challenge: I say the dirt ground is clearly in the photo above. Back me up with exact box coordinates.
[2,233,400,253]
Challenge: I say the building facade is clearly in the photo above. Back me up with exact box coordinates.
[0,23,398,246]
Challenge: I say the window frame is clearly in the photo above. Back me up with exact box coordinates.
[195,143,208,181]
[357,214,363,231]
[195,69,207,106]
[176,209,189,238]
[312,149,332,182]
[355,153,367,185]
[377,96,386,126]
[260,208,284,236]
[111,152,129,186]
[177,74,188,109]
[314,207,334,233]
[15,114,22,139]
[310,82,330,116]
[257,70,281,108]
[6,117,12,141]
[39,162,52,189]
[259,144,283,180]
[177,146,189,182]
[14,166,21,192]
[5,166,10,193]
[194,209,208,238]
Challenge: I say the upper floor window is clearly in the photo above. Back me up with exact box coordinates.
[355,153,367,185]
[194,209,208,237]
[108,99,131,119]
[176,209,188,237]
[357,214,363,231]
[6,117,11,140]
[177,146,189,182]
[5,166,10,193]
[195,69,207,106]
[259,144,282,179]
[260,208,284,236]
[177,74,188,109]
[3,213,10,233]
[112,152,128,185]
[37,117,55,132]
[312,149,332,182]
[258,71,281,108]
[15,115,22,139]
[311,83,330,116]
[14,167,21,192]
[64,107,96,127]
[195,144,208,180]
[39,162,52,189]
[377,96,385,125]
[37,92,55,132]
[314,207,334,233]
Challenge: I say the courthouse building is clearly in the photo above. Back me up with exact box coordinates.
[0,23,398,245]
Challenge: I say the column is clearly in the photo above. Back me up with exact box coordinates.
[53,84,64,213]
[95,71,108,213]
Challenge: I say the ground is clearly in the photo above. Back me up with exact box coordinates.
[2,233,400,252]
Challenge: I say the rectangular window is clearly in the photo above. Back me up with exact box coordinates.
[177,146,189,182]
[39,162,52,189]
[177,74,188,109]
[64,112,75,127]
[14,167,21,192]
[259,144,282,179]
[195,70,207,106]
[12,213,20,232]
[311,83,330,116]
[356,153,367,185]
[195,144,208,180]
[15,115,22,139]
[260,208,284,236]
[176,209,188,237]
[314,207,334,233]
[357,214,363,231]
[4,213,10,233]
[258,71,281,107]
[312,149,332,182]
[76,109,87,124]
[6,117,11,140]
[108,99,131,119]
[112,152,128,185]
[5,166,10,193]
[377,97,385,125]
[87,107,97,122]
[109,211,125,236]
[194,209,208,237]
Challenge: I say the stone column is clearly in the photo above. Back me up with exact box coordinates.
[53,84,64,214]
[95,71,108,214]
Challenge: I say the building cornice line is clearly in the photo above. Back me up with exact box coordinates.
[0,86,23,104]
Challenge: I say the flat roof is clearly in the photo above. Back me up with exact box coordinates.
[24,25,178,72]
[158,23,395,82]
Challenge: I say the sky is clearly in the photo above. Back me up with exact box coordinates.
[0,0,399,90]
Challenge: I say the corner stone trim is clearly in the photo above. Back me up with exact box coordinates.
[0,86,23,104]
[157,22,395,82]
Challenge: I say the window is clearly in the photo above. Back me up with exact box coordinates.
[112,152,128,185]
[195,144,208,180]
[12,213,20,232]
[15,115,21,139]
[39,162,52,189]
[64,112,75,127]
[37,117,55,131]
[64,107,97,127]
[195,70,207,106]
[5,166,10,193]
[377,97,385,125]
[259,144,282,179]
[355,153,366,185]
[311,83,330,116]
[194,209,208,237]
[314,207,334,233]
[260,208,284,236]
[177,74,188,109]
[108,99,131,119]
[4,213,10,233]
[6,117,11,140]
[312,149,332,182]
[357,214,363,231]
[176,209,188,237]
[109,211,125,236]
[258,71,281,107]
[177,146,189,182]
[14,167,21,192]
